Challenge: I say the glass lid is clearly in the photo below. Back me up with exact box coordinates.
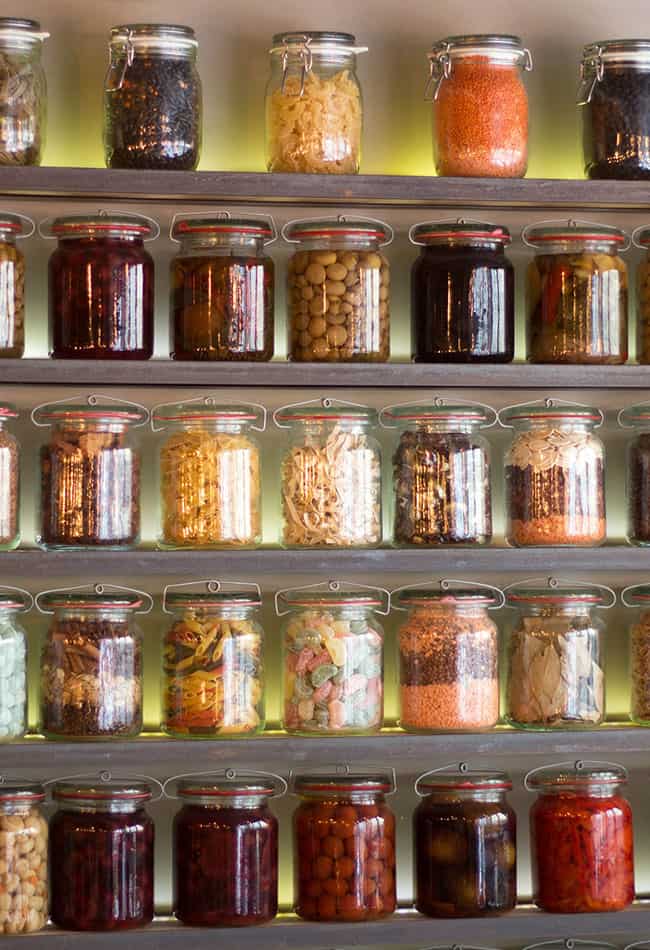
[505,583,609,607]
[178,778,274,798]
[410,220,511,246]
[45,213,156,240]
[282,589,383,609]
[395,586,500,608]
[432,33,526,56]
[583,38,650,62]
[38,591,145,611]
[0,213,32,237]
[418,770,512,791]
[0,18,49,44]
[0,403,18,420]
[153,402,262,425]
[53,780,152,803]
[619,402,650,427]
[284,217,390,245]
[270,31,366,53]
[381,402,495,427]
[524,221,626,247]
[295,774,392,794]
[526,763,627,790]
[172,215,274,242]
[33,402,148,426]
[110,23,197,49]
[0,592,31,612]
[500,402,602,426]
[0,781,45,804]
[166,590,262,609]
[275,403,377,426]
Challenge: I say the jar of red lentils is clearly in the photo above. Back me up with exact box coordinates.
[427,34,532,178]
[293,773,396,921]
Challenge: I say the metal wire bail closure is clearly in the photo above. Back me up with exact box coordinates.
[43,769,164,803]
[379,395,498,430]
[31,392,150,428]
[169,209,277,245]
[414,761,471,796]
[281,214,394,247]
[391,578,505,611]
[578,44,604,105]
[524,759,627,792]
[39,208,160,243]
[162,579,262,614]
[425,43,451,101]
[0,586,33,613]
[498,396,605,430]
[503,576,616,610]
[35,583,154,615]
[151,395,267,433]
[275,579,390,617]
[521,217,630,252]
[0,212,35,240]
[162,768,288,801]
[290,764,397,796]
[525,942,616,950]
[273,395,373,428]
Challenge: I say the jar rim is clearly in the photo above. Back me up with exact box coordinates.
[0,782,45,804]
[619,403,650,426]
[0,403,18,420]
[0,593,30,611]
[583,38,650,63]
[527,765,626,790]
[33,404,148,426]
[0,18,48,44]
[53,780,152,803]
[275,405,377,426]
[270,30,362,51]
[621,584,650,606]
[45,213,156,240]
[411,221,511,246]
[419,770,512,791]
[110,22,197,50]
[172,216,274,243]
[0,213,30,237]
[284,217,390,245]
[396,587,498,608]
[39,591,144,611]
[505,586,607,607]
[167,591,262,609]
[283,591,383,609]
[525,223,626,247]
[178,779,274,799]
[432,33,525,53]
[153,403,261,425]
[295,774,391,794]
[500,404,601,426]
[382,403,493,427]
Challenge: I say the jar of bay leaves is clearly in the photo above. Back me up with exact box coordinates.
[0,18,49,166]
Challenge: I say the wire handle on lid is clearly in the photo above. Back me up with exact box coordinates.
[39,208,160,242]
[35,583,154,616]
[379,395,498,429]
[31,393,149,428]
[272,37,368,97]
[43,770,164,803]
[618,401,650,428]
[163,768,287,800]
[414,761,472,797]
[498,397,604,430]
[0,586,33,612]
[289,763,397,796]
[525,942,616,950]
[273,396,371,428]
[281,214,394,247]
[503,576,616,610]
[169,210,277,245]
[275,579,390,617]
[105,29,135,91]
[151,395,266,433]
[162,579,262,614]
[521,218,630,252]
[0,212,35,240]
[523,759,627,792]
[621,584,650,608]
[408,217,504,246]
[390,578,505,612]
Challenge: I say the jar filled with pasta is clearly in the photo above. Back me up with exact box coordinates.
[284,217,391,362]
[0,782,48,935]
[275,401,382,547]
[266,31,367,174]
[171,214,275,361]
[153,400,264,548]
[0,212,32,357]
[0,404,20,551]
[0,589,31,741]
[0,18,49,166]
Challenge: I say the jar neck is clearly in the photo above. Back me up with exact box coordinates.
[50,420,131,436]
[538,783,623,800]
[518,604,595,618]
[292,237,378,252]
[409,603,490,619]
[0,801,38,816]
[0,232,17,246]
[292,606,375,621]
[424,789,507,804]
[56,234,145,246]
[57,801,149,815]
[291,421,369,438]
[166,420,248,435]
[177,235,264,255]
[53,608,134,624]
[113,44,196,63]
[533,240,619,255]
[180,795,270,810]
[300,791,385,805]
[273,50,356,71]
[515,420,594,435]
[175,606,257,621]
[422,239,505,254]
[412,420,481,435]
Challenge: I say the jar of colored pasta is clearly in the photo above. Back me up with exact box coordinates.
[0,782,48,935]
[427,34,532,178]
[0,212,32,357]
[527,762,634,913]
[395,583,500,732]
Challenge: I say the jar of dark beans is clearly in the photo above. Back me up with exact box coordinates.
[49,780,154,930]
[104,23,202,170]
[414,769,516,917]
[620,402,650,545]
[580,39,650,180]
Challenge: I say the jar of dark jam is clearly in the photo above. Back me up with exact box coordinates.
[45,212,156,360]
[620,402,650,545]
[49,780,155,931]
[173,776,280,926]
[414,769,516,917]
[410,220,514,362]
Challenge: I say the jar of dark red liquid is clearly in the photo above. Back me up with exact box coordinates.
[410,220,514,363]
[44,212,157,359]
[49,780,155,931]
[293,773,396,922]
[414,768,516,917]
[527,762,635,913]
[172,775,281,926]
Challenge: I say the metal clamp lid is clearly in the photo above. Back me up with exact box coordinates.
[170,210,277,245]
[163,579,262,613]
[524,759,627,792]
[425,35,532,100]
[291,763,396,796]
[274,396,376,428]
[409,217,511,247]
[0,212,34,239]
[0,18,49,44]
[40,209,160,242]
[525,941,617,950]
[275,579,390,616]
[283,214,393,247]
[36,583,154,615]
[270,32,367,97]
[578,39,650,105]
[504,576,616,609]
[0,586,33,613]
[415,762,512,796]
[152,394,266,432]
[163,768,287,801]
[392,578,505,611]
[522,218,629,251]
[498,397,604,429]
[45,769,164,804]
[107,24,197,90]
[0,775,45,803]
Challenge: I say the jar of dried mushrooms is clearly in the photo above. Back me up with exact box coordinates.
[0,18,49,166]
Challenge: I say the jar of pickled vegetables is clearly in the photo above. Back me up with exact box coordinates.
[0,213,32,357]
[634,226,650,362]
[622,584,650,725]
[501,401,606,547]
[524,221,628,364]
[33,398,147,549]
[284,217,391,361]
[45,212,156,360]
[381,401,495,545]
[414,769,516,917]
[619,402,650,545]
[278,582,386,735]
[0,781,48,934]
[0,588,31,740]
[527,762,634,913]
[0,18,49,166]
[427,34,531,178]
[275,400,382,547]
[153,400,264,548]
[162,581,264,737]
[266,32,367,174]
[0,404,20,551]
[293,773,396,921]
[49,780,155,930]
[410,220,514,362]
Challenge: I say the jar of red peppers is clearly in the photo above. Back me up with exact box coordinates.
[0,781,48,935]
[427,34,532,178]
[527,761,634,913]
[293,772,396,921]
[44,212,157,360]
[49,779,155,931]
[0,212,32,357]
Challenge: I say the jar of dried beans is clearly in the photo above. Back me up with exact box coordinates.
[0,18,49,166]
[38,586,148,739]
[153,400,264,548]
[275,400,382,547]
[619,402,650,545]
[524,220,628,364]
[162,582,264,737]
[49,780,155,930]
[623,584,650,725]
[395,583,500,732]
[414,769,516,917]
[266,32,366,174]
[0,404,20,551]
[104,23,202,170]
[0,588,31,740]
[427,34,531,178]
[501,401,606,547]
[171,214,275,361]
[381,401,494,545]
[0,212,32,356]
[505,581,610,729]
[0,782,48,934]
[34,399,147,549]
[45,212,156,360]
[293,773,396,921]
[279,583,386,735]
[284,217,391,362]
[527,762,634,913]
[634,225,650,362]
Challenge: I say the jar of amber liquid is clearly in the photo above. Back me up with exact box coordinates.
[0,212,32,357]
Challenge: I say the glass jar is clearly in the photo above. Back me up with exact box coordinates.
[34,400,146,549]
[528,763,634,913]
[620,402,650,545]
[284,217,390,362]
[623,584,650,725]
[381,402,494,545]
[293,774,396,921]
[153,402,264,548]
[501,402,606,547]
[104,23,202,170]
[395,584,500,732]
[0,589,30,740]
[266,32,366,174]
[45,213,156,360]
[0,19,48,166]
[524,221,628,364]
[428,34,531,178]
[0,782,48,934]
[38,588,145,739]
[49,781,154,930]
[275,402,382,547]
[0,404,19,550]
[410,221,514,363]
[162,586,264,737]
[635,227,650,362]
[414,770,516,917]
[171,215,275,361]
[0,213,31,357]
[280,586,385,735]
[505,582,608,729]
[173,777,279,925]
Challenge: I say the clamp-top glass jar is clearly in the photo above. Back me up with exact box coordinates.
[0,18,48,166]
[0,404,20,551]
[624,584,650,725]
[0,589,31,740]
[0,213,31,357]
[104,23,202,170]
[266,32,367,174]
[427,34,531,178]
[635,226,650,362]
[620,403,650,545]
[0,782,48,935]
